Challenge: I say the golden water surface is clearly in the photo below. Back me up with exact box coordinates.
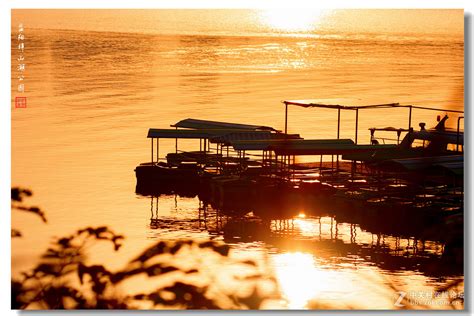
[11,9,464,309]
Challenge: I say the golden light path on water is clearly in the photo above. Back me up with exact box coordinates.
[268,214,457,309]
[271,216,353,309]
[274,252,334,309]
[272,216,389,309]
[273,250,397,309]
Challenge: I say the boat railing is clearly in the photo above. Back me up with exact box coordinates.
[283,100,464,146]
[371,137,402,145]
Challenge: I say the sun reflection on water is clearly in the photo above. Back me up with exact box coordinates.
[273,252,318,308]
[272,251,348,309]
[272,251,393,309]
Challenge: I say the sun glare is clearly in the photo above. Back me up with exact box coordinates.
[260,9,327,33]
[273,252,337,308]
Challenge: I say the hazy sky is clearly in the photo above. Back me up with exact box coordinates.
[12,9,464,38]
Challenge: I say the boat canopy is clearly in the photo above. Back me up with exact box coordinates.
[147,128,299,146]
[210,131,301,146]
[171,118,278,131]
[283,99,401,110]
[229,139,390,155]
[410,129,464,144]
[147,128,266,139]
[229,139,313,151]
[271,140,395,156]
[283,100,465,113]
[369,127,411,132]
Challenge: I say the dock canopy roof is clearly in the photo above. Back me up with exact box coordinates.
[283,99,401,110]
[172,118,278,131]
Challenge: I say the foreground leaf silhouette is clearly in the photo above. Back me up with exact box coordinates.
[11,187,47,238]
[11,189,279,309]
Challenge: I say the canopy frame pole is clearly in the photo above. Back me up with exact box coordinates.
[156,138,159,162]
[337,108,341,139]
[151,138,153,164]
[457,116,464,152]
[352,108,358,183]
[337,108,341,171]
[408,105,413,130]
[355,108,359,145]
[285,102,288,134]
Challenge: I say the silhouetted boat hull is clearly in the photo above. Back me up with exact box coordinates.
[135,162,200,196]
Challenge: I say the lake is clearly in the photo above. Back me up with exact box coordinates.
[11,9,464,309]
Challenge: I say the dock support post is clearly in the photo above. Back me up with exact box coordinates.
[293,155,296,180]
[275,154,278,175]
[287,155,290,177]
[269,150,273,174]
[175,127,178,153]
[319,155,323,177]
[351,161,356,184]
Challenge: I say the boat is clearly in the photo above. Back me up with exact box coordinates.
[135,161,200,196]
[135,118,299,196]
[342,114,464,163]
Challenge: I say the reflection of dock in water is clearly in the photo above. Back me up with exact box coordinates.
[147,194,461,278]
[149,196,229,235]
